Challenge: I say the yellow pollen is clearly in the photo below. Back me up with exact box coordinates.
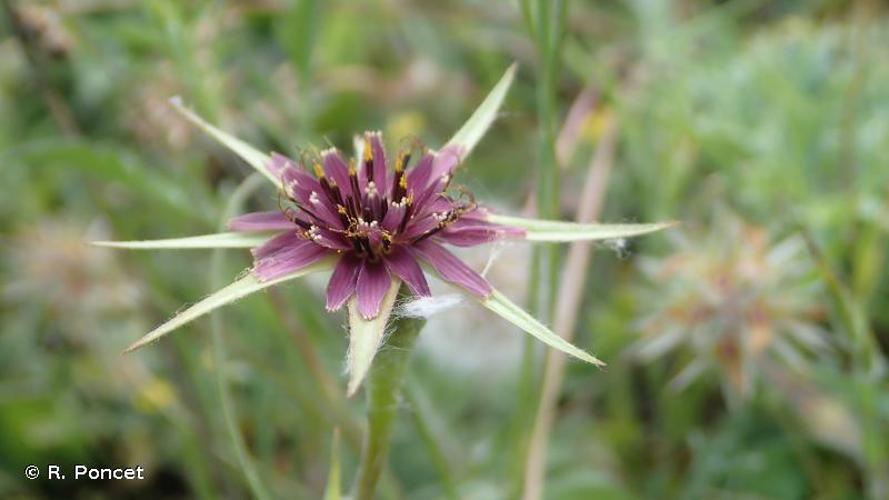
[363,136,373,163]
[348,159,357,176]
[399,175,408,189]
[313,162,324,177]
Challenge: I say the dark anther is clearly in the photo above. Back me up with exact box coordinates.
[397,203,413,235]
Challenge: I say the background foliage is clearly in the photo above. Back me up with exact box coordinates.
[2,0,888,498]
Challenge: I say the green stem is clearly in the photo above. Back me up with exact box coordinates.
[513,0,567,496]
[352,299,425,500]
[535,0,565,316]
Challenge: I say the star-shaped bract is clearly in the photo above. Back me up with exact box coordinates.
[96,64,675,395]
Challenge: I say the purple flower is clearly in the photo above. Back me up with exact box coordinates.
[97,65,675,394]
[230,137,523,320]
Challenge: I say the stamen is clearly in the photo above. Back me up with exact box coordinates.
[357,236,373,257]
[350,198,359,216]
[395,151,409,173]
[348,159,362,212]
[363,134,374,182]
[365,181,379,198]
[288,215,311,230]
[392,151,410,201]
[392,172,407,202]
[318,176,337,205]
[329,183,345,206]
[397,203,413,234]
[412,206,466,244]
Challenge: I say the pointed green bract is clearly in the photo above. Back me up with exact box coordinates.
[346,278,401,397]
[481,289,605,366]
[92,232,277,249]
[445,63,517,160]
[124,259,335,353]
[487,213,678,242]
[414,261,601,365]
[169,96,279,185]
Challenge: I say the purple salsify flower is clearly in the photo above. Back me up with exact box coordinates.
[96,64,675,394]
[228,137,524,320]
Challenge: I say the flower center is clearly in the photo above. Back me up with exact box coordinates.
[278,135,475,261]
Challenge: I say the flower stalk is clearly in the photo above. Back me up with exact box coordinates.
[352,292,425,500]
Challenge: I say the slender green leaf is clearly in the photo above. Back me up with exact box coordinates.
[125,259,335,353]
[169,96,279,185]
[346,277,401,397]
[488,213,678,242]
[93,231,276,249]
[480,289,604,366]
[445,63,517,160]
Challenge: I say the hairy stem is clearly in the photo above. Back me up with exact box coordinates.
[352,302,425,500]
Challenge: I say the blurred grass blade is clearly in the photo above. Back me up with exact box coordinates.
[125,259,335,353]
[488,214,677,242]
[169,96,279,185]
[208,173,275,500]
[93,232,275,249]
[404,383,460,499]
[346,278,401,397]
[802,231,885,378]
[323,429,342,500]
[480,289,604,366]
[11,141,215,224]
[445,63,517,160]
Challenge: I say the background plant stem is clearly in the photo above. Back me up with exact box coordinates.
[351,299,425,500]
[404,382,460,500]
[523,120,618,500]
[210,173,274,500]
[513,0,567,496]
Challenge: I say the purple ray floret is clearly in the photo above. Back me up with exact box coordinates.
[229,132,524,319]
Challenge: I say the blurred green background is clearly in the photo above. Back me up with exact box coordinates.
[2,0,888,498]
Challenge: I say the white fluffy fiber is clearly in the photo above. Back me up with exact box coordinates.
[397,294,463,318]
